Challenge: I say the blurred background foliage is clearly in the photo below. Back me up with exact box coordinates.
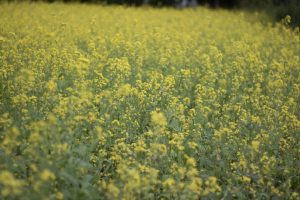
[238,0,300,27]
[0,0,299,26]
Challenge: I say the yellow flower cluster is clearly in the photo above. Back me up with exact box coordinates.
[0,171,24,197]
[151,110,168,127]
[0,2,299,200]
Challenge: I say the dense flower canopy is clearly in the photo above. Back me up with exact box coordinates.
[0,3,299,200]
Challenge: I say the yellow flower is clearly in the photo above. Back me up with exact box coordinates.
[187,178,202,194]
[188,141,197,149]
[151,111,167,127]
[40,169,55,181]
[56,191,64,200]
[203,176,221,195]
[185,155,197,167]
[47,80,57,91]
[251,140,260,152]
[163,178,175,188]
[150,143,167,156]
[241,176,251,183]
[55,143,69,153]
[107,182,120,199]
[117,84,132,97]
[0,171,23,197]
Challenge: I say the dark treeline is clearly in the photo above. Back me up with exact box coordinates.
[3,0,300,25]
[59,0,299,26]
[30,0,298,8]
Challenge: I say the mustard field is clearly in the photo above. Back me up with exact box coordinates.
[0,3,299,200]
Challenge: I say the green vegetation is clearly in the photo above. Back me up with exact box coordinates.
[0,3,299,200]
